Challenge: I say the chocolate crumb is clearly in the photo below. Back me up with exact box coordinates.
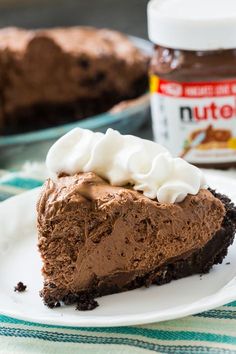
[76,299,99,311]
[47,301,61,309]
[14,282,27,292]
[226,262,231,265]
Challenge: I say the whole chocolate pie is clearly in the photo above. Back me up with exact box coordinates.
[37,128,236,309]
[0,27,148,135]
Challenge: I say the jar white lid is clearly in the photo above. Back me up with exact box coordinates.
[147,0,236,51]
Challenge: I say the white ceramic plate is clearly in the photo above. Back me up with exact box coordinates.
[0,171,236,327]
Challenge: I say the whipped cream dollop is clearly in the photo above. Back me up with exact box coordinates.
[46,128,206,203]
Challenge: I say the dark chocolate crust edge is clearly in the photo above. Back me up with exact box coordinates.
[2,79,147,135]
[41,189,236,310]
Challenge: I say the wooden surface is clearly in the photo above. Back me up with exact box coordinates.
[0,0,149,38]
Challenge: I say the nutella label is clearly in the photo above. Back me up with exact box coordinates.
[150,75,236,164]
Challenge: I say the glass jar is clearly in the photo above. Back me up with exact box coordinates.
[148,0,236,168]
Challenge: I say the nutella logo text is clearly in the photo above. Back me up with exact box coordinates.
[180,101,236,123]
[150,74,236,164]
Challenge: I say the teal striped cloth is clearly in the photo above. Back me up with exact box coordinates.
[0,168,236,354]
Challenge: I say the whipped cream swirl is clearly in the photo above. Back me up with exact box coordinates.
[46,128,206,203]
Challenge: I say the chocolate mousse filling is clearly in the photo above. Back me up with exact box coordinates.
[37,173,236,309]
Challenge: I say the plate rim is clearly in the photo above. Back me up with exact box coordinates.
[0,286,236,328]
[0,172,236,327]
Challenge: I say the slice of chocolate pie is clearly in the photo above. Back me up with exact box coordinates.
[37,128,236,309]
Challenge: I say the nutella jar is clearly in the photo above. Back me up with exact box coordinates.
[147,0,236,168]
